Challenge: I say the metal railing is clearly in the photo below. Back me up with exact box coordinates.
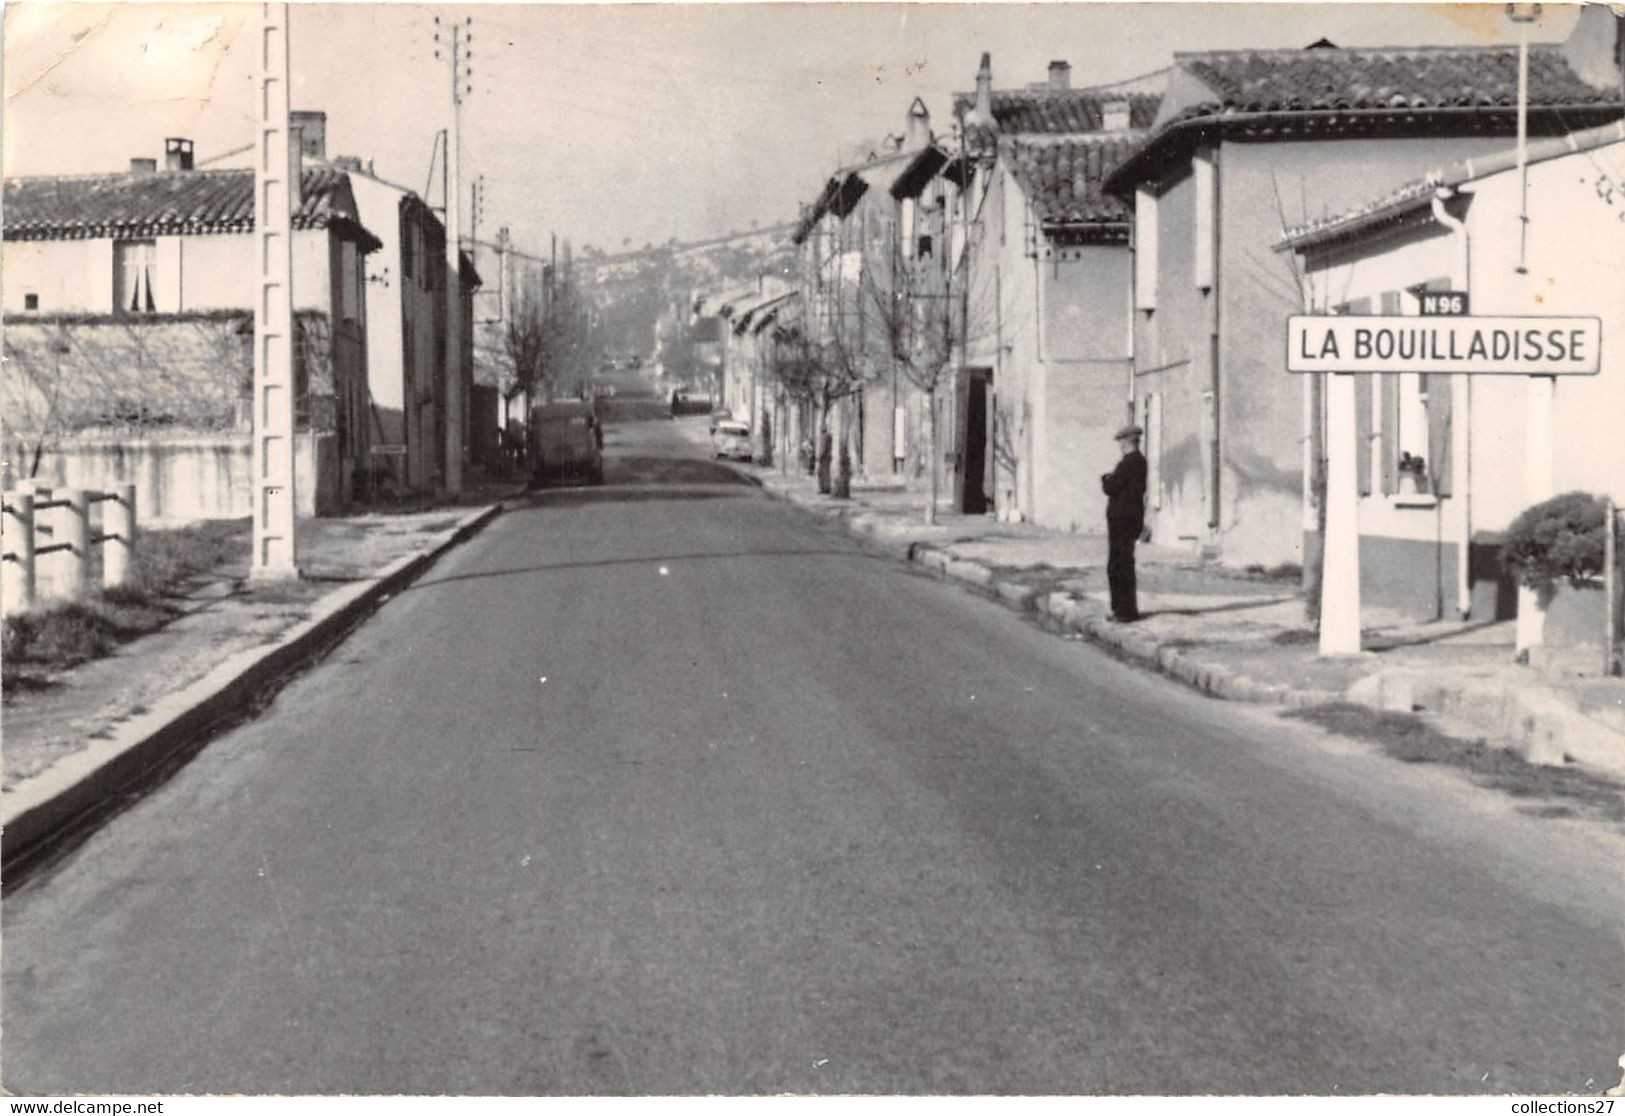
[2,483,137,616]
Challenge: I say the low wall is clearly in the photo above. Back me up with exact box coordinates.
[12,433,338,524]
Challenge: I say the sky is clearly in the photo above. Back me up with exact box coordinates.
[2,2,1586,261]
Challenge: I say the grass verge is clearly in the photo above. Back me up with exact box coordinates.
[3,519,250,696]
[1286,702,1625,823]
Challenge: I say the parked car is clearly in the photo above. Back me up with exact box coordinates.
[708,408,733,435]
[713,420,753,462]
[529,400,604,485]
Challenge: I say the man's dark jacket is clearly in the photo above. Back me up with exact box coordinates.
[1101,450,1148,532]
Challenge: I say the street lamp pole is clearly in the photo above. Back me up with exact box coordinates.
[1507,3,1555,655]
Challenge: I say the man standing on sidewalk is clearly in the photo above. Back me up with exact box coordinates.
[1101,424,1147,623]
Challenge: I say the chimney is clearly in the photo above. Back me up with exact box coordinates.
[1561,5,1624,99]
[1048,60,1072,90]
[1103,100,1132,131]
[962,51,995,135]
[905,96,931,149]
[290,110,327,161]
[129,157,157,175]
[164,137,194,171]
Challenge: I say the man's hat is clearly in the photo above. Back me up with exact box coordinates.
[1113,423,1144,441]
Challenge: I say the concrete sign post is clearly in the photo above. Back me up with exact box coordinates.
[1517,374,1559,654]
[1319,372,1362,655]
[1288,312,1601,657]
[251,2,300,579]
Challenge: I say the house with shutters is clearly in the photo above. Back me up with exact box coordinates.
[1103,15,1624,568]
[786,96,982,498]
[2,138,382,520]
[718,282,798,459]
[790,142,921,486]
[951,55,1165,529]
[318,133,480,495]
[1277,119,1625,625]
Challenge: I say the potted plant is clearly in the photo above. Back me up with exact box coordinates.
[1500,491,1610,650]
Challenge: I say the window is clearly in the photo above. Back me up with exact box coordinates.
[1193,152,1215,291]
[1134,186,1158,311]
[23,292,39,311]
[1395,373,1428,478]
[115,240,157,314]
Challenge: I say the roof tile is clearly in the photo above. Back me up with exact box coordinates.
[3,166,378,248]
[1176,43,1613,115]
[1008,134,1142,228]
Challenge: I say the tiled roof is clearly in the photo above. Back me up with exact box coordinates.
[1174,42,1615,115]
[1277,117,1625,251]
[3,166,381,250]
[1007,134,1142,230]
[953,89,1162,136]
[1107,43,1624,193]
[792,149,916,242]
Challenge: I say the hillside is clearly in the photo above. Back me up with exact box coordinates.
[578,225,800,365]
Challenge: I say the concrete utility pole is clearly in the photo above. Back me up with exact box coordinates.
[435,13,473,495]
[251,1,300,579]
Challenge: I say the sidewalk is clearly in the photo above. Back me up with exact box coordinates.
[736,449,1625,780]
[2,468,523,863]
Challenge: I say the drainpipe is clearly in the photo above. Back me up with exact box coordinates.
[1431,187,1472,619]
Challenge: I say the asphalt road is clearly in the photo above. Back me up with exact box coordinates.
[5,419,1623,1096]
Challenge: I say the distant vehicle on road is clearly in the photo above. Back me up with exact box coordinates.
[530,400,604,485]
[708,408,732,435]
[713,420,753,462]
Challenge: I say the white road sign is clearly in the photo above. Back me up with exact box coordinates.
[1287,315,1601,375]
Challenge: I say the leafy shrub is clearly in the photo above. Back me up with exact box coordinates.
[1500,491,1609,591]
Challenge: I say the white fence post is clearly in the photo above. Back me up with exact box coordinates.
[20,482,55,599]
[56,488,89,599]
[103,484,137,590]
[2,491,36,616]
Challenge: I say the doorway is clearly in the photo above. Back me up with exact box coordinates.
[957,367,992,514]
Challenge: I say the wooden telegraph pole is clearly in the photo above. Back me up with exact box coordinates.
[251,2,300,579]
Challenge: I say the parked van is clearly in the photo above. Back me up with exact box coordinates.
[529,400,604,485]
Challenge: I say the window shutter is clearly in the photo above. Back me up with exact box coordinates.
[1339,297,1373,497]
[1426,374,1452,496]
[1377,291,1402,494]
[1134,187,1158,311]
[1355,374,1373,496]
[1379,375,1399,494]
[1193,153,1215,290]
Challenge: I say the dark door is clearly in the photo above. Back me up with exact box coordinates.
[960,370,990,514]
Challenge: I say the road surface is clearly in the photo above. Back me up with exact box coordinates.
[5,419,1622,1095]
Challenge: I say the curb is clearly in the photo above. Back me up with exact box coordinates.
[739,471,1308,706]
[911,541,1340,709]
[745,469,1625,773]
[1,501,506,873]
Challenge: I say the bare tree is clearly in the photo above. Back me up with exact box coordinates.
[857,185,996,525]
[2,324,71,481]
[504,272,549,402]
[816,267,883,499]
